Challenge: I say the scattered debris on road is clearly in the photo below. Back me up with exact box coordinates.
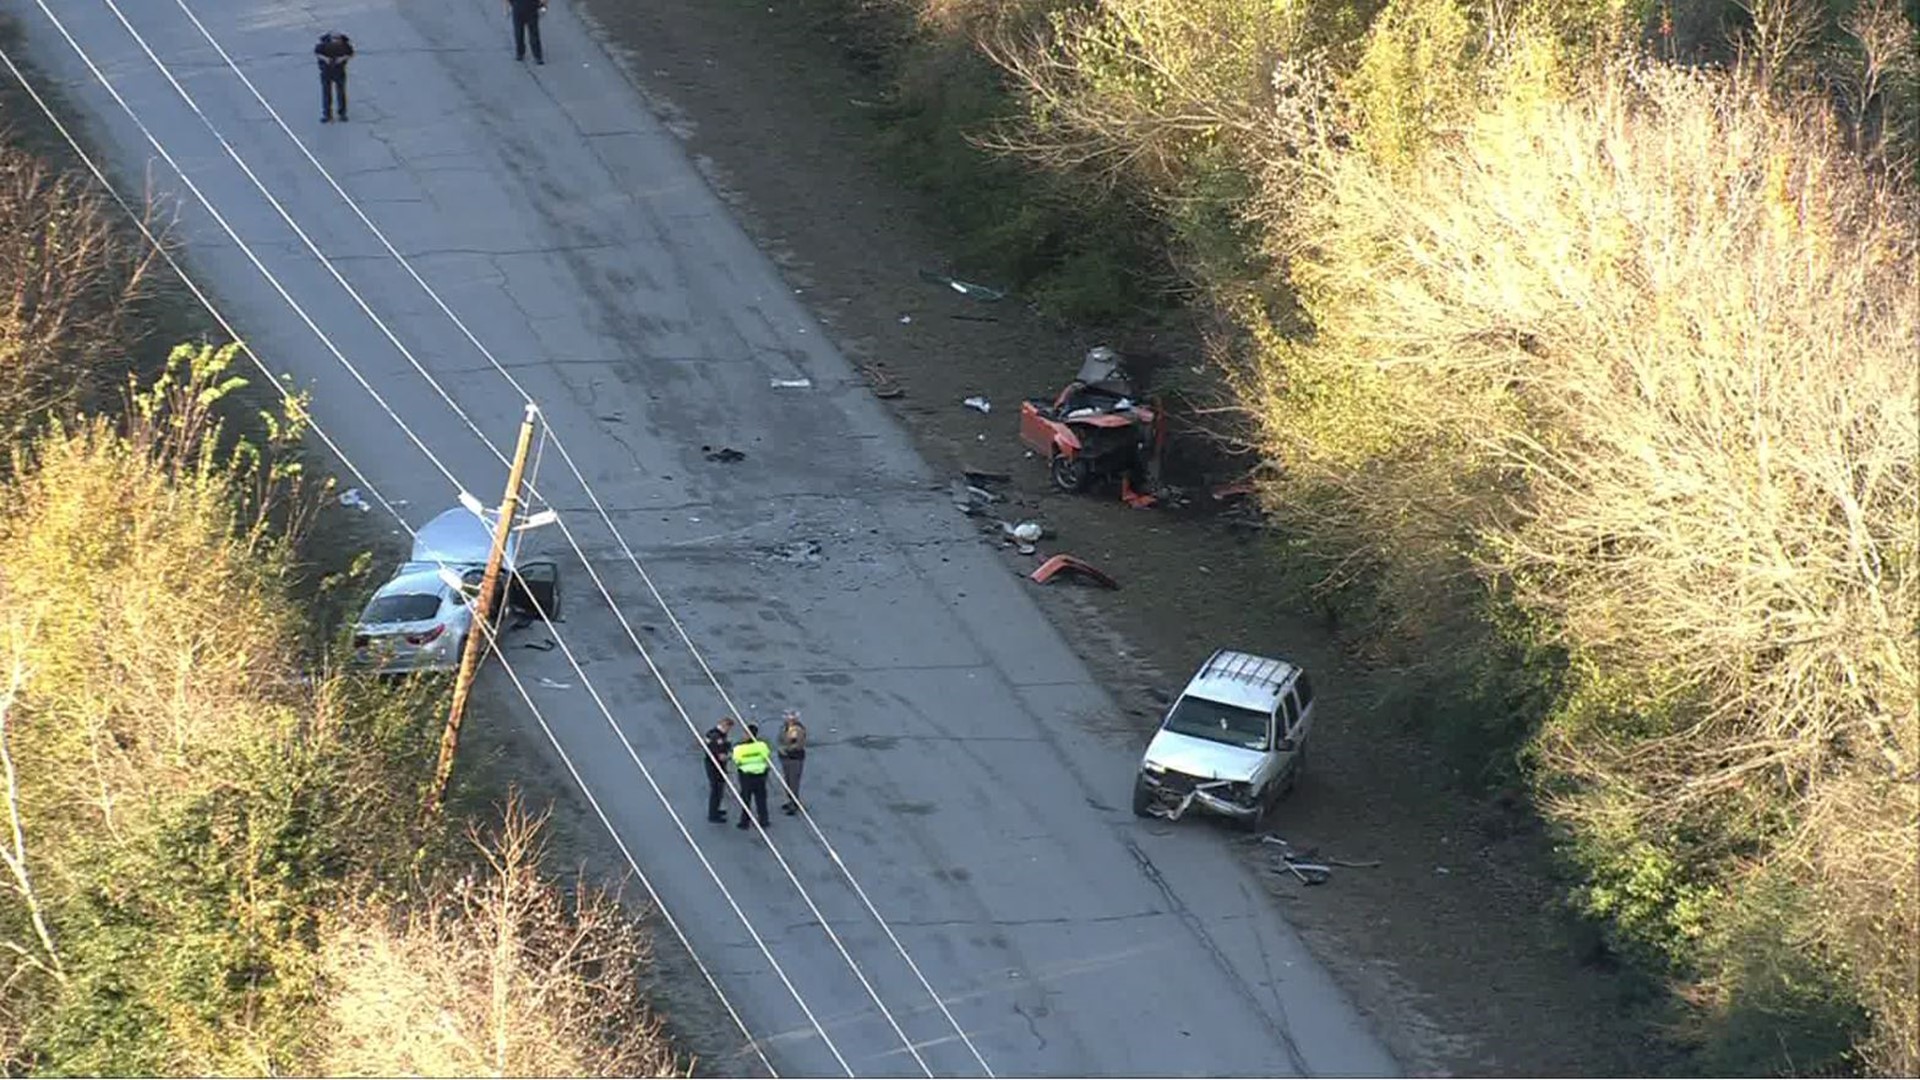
[770,377,812,389]
[766,539,824,565]
[963,395,992,414]
[702,445,746,463]
[537,677,573,690]
[1120,476,1158,509]
[858,361,903,399]
[522,637,557,651]
[898,314,913,324]
[952,478,1003,516]
[992,518,1047,555]
[1030,553,1119,589]
[338,487,370,511]
[964,468,1011,486]
[1257,834,1381,886]
[1006,520,1044,544]
[918,268,1007,302]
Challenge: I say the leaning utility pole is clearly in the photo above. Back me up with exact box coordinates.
[427,403,539,818]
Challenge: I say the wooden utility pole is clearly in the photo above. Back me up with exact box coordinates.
[427,403,539,818]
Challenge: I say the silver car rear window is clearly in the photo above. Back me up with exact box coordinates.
[362,593,442,624]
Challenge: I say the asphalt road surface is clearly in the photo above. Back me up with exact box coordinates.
[12,1,1400,1075]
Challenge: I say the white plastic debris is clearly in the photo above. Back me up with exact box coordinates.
[963,395,991,414]
[770,377,813,389]
[899,314,913,324]
[338,487,369,511]
[1012,521,1043,543]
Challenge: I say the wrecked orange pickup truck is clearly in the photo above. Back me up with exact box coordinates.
[1018,347,1164,494]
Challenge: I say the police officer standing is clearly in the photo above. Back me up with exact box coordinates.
[777,709,807,816]
[314,31,353,122]
[702,716,735,823]
[732,723,773,830]
[506,0,548,64]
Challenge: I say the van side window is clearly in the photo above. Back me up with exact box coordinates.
[1294,672,1314,709]
[1280,693,1299,732]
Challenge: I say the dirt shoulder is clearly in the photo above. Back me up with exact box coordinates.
[523,0,1680,1074]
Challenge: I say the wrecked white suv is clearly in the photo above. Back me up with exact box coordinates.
[1132,649,1315,830]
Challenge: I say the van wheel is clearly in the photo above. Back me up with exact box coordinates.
[1131,776,1155,818]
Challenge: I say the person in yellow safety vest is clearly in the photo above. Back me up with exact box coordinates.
[732,723,773,829]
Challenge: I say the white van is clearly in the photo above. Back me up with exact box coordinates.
[1132,649,1315,830]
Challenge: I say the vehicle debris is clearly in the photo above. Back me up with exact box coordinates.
[992,518,1047,556]
[858,361,903,399]
[766,539,824,565]
[703,445,746,463]
[952,478,1004,516]
[1212,479,1259,501]
[917,268,1007,302]
[963,395,992,414]
[964,468,1011,486]
[1029,553,1119,589]
[1258,834,1378,886]
[1119,475,1158,509]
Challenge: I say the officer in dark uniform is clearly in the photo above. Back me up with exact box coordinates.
[314,31,354,122]
[506,0,547,64]
[703,716,736,823]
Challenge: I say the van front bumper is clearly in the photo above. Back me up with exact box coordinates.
[1139,771,1257,821]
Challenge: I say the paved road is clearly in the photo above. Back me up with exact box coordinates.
[13,1,1400,1075]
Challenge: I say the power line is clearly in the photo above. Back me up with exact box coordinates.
[0,34,801,1079]
[70,1,938,1070]
[158,2,993,1071]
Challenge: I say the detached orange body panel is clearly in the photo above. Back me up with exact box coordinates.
[1029,554,1120,589]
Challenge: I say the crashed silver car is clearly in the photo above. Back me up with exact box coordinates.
[351,506,560,675]
[1132,649,1315,830]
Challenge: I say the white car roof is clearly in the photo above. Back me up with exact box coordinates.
[410,506,520,569]
[1179,649,1299,714]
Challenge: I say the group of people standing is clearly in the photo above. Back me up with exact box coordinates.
[704,711,808,830]
[311,0,551,124]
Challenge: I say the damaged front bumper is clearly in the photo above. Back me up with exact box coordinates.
[1140,773,1259,822]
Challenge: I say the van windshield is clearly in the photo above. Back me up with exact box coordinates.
[1163,697,1270,751]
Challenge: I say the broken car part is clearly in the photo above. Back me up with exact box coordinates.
[1029,553,1119,589]
[917,268,1007,302]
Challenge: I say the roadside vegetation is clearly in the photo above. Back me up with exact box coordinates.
[0,35,686,1075]
[819,0,1919,1071]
